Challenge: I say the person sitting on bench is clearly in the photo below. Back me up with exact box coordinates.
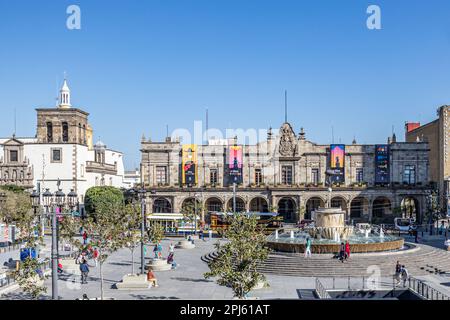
[147,270,159,287]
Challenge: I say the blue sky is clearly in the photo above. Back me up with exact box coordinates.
[1,0,450,169]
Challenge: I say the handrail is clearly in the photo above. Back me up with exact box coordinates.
[315,278,332,299]
[407,277,450,300]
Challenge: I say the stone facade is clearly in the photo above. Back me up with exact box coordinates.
[141,122,431,224]
[406,105,450,209]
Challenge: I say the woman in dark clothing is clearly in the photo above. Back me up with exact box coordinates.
[339,242,345,263]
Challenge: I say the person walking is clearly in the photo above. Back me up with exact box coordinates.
[304,237,312,258]
[169,243,175,254]
[208,229,213,241]
[93,248,99,267]
[395,261,402,285]
[345,241,351,260]
[401,265,409,287]
[82,231,88,245]
[80,259,90,284]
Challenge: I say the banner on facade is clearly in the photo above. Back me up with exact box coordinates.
[182,144,198,185]
[375,144,390,184]
[330,144,345,183]
[227,145,243,184]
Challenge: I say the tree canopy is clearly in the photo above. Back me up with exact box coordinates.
[84,186,124,214]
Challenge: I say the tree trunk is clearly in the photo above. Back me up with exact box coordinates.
[131,248,135,275]
[100,260,104,300]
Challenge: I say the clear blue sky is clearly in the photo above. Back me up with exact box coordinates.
[1,0,450,169]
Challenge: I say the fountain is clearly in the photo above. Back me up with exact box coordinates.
[266,207,404,254]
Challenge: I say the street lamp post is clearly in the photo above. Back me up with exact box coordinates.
[39,185,78,300]
[138,188,146,275]
[30,190,41,235]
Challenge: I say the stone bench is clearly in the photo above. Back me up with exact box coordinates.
[145,258,172,271]
[115,274,151,290]
[176,240,195,249]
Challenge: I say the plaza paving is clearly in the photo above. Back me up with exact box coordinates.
[1,236,450,300]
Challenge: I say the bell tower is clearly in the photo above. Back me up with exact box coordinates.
[36,78,91,145]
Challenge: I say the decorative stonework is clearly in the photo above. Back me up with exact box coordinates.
[279,123,297,157]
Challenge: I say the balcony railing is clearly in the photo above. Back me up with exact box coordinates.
[85,161,117,175]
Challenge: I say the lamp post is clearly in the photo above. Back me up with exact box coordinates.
[40,184,78,300]
[138,188,146,275]
[30,190,41,235]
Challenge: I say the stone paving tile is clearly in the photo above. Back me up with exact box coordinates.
[3,236,450,300]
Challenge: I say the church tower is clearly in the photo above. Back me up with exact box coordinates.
[59,79,71,108]
[36,77,92,145]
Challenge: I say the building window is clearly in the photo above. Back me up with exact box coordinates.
[47,122,53,143]
[80,164,85,178]
[281,165,293,185]
[356,168,364,183]
[9,150,18,162]
[156,166,167,184]
[311,168,319,185]
[51,148,62,163]
[62,122,69,143]
[210,169,218,185]
[403,165,416,185]
[255,168,263,185]
[95,177,99,186]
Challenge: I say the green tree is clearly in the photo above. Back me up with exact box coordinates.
[204,213,269,299]
[0,187,46,299]
[147,222,165,246]
[123,202,148,275]
[181,199,202,235]
[84,186,124,215]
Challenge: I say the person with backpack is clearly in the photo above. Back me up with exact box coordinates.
[80,259,90,284]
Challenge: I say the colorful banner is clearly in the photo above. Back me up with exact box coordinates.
[228,145,243,184]
[375,145,390,184]
[182,144,197,185]
[330,144,345,183]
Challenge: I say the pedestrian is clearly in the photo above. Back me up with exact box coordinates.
[82,231,88,245]
[414,229,419,243]
[167,252,174,264]
[169,243,175,254]
[339,242,345,263]
[304,237,312,258]
[439,221,446,236]
[146,270,158,287]
[345,241,351,260]
[401,265,409,287]
[209,229,213,241]
[395,261,402,285]
[93,248,99,267]
[80,259,89,284]
[57,259,63,274]
[157,242,163,259]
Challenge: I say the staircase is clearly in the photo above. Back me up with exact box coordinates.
[202,243,450,277]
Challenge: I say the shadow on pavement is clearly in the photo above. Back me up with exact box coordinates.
[171,277,213,283]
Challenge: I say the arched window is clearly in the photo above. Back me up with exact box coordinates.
[62,122,69,142]
[47,122,53,142]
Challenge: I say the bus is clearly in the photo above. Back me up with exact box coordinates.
[209,212,282,235]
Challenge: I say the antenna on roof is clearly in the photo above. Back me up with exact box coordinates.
[13,108,16,137]
[284,90,288,123]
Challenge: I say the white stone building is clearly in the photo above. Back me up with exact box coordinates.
[0,79,125,204]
